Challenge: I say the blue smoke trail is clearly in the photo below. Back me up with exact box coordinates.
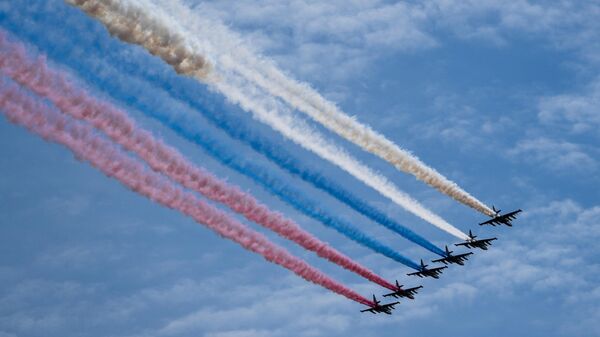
[186,95,447,257]
[1,1,443,259]
[154,114,421,269]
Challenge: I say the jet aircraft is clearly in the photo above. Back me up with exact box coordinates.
[383,281,423,300]
[455,230,497,250]
[432,245,473,266]
[479,206,522,227]
[360,295,399,315]
[407,259,447,279]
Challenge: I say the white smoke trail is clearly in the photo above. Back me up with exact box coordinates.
[65,0,213,78]
[67,0,470,240]
[212,73,469,240]
[151,0,495,217]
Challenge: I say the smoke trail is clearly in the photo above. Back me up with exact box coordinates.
[0,32,400,288]
[187,101,446,257]
[215,77,470,241]
[66,0,470,240]
[153,0,495,217]
[9,7,444,257]
[0,79,374,307]
[137,104,422,269]
[65,0,212,79]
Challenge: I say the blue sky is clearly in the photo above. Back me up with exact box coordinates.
[1,1,599,336]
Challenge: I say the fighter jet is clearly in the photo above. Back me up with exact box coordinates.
[455,230,497,250]
[360,295,399,315]
[407,259,447,279]
[432,245,473,266]
[383,281,423,300]
[479,206,522,227]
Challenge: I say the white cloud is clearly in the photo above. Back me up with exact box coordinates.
[185,0,600,83]
[154,282,351,337]
[205,330,280,337]
[508,137,597,172]
[40,193,91,216]
[185,0,436,81]
[539,78,600,134]
[0,332,17,337]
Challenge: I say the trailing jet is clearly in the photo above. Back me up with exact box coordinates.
[407,259,447,279]
[360,295,399,315]
[432,245,473,266]
[455,230,497,250]
[383,281,423,300]
[479,206,523,227]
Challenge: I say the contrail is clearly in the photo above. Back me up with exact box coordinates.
[153,0,495,217]
[0,31,400,289]
[66,0,470,240]
[0,79,375,307]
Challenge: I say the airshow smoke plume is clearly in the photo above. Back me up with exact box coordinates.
[0,78,374,306]
[67,0,471,239]
[154,0,495,217]
[0,31,397,290]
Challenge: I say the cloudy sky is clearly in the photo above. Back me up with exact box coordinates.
[1,1,599,336]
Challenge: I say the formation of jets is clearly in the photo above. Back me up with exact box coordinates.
[360,207,521,315]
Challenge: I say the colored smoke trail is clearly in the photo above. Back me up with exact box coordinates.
[66,0,468,240]
[0,31,398,289]
[190,104,446,257]
[153,0,495,217]
[0,79,374,307]
[214,76,470,241]
[66,0,211,78]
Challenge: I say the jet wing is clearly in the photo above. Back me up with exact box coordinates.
[479,218,500,226]
[383,286,422,299]
[503,209,522,219]
[471,238,497,250]
[456,238,496,249]
[454,252,473,260]
[360,302,399,314]
[431,257,449,264]
[407,270,425,277]
[404,286,423,297]
[408,266,447,278]
[406,285,423,294]
[480,209,522,226]
[478,238,497,245]
[383,292,398,298]
[432,252,472,264]
[379,302,399,311]
[454,241,471,248]
[429,265,447,274]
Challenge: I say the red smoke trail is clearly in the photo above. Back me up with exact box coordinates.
[0,31,395,291]
[0,80,374,307]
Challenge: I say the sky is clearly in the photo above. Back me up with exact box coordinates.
[0,1,599,336]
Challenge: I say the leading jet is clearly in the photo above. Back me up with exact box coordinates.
[383,281,423,300]
[360,295,399,315]
[407,259,447,279]
[432,245,473,266]
[479,206,523,227]
[455,230,497,250]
